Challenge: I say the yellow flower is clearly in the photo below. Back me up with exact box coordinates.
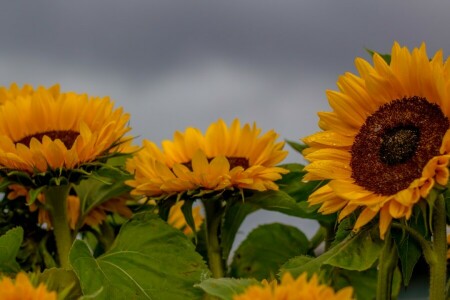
[303,42,450,238]
[0,272,57,300]
[168,200,203,235]
[7,184,132,229]
[0,84,131,175]
[233,272,353,300]
[0,83,60,105]
[126,119,288,197]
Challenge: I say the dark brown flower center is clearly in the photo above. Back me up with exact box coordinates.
[183,156,249,170]
[350,97,449,196]
[16,130,80,149]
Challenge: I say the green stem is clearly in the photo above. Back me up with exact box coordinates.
[202,199,225,278]
[44,184,73,269]
[376,233,397,300]
[429,195,447,300]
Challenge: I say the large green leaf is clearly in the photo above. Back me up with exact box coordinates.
[70,213,209,299]
[230,223,309,280]
[0,227,23,273]
[195,278,259,300]
[280,229,383,277]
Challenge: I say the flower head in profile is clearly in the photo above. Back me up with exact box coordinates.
[0,84,132,185]
[0,272,57,300]
[303,42,450,238]
[233,272,353,300]
[126,119,288,198]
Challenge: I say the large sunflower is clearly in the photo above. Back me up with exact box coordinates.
[126,119,288,197]
[0,272,57,300]
[232,272,353,300]
[0,84,131,178]
[303,42,450,238]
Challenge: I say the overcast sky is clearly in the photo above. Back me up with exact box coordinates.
[1,2,449,257]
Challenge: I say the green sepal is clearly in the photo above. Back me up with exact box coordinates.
[28,186,46,206]
[365,48,391,64]
[285,139,308,154]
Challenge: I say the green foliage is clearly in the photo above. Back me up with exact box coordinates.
[285,140,308,154]
[280,228,383,278]
[70,212,209,299]
[0,227,23,274]
[73,167,132,228]
[221,201,258,262]
[195,278,260,300]
[229,223,309,280]
[38,268,82,300]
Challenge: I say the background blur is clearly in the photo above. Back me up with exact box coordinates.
[0,2,447,292]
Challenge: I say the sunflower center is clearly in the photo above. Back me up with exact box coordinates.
[351,96,449,196]
[16,130,80,149]
[379,126,420,165]
[183,156,249,170]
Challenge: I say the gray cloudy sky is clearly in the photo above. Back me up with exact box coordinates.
[0,2,448,266]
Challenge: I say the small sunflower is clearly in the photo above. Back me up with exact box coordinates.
[168,200,204,235]
[0,272,57,300]
[232,272,353,300]
[126,119,288,197]
[0,84,131,182]
[7,184,132,229]
[303,42,450,238]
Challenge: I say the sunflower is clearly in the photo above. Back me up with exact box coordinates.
[168,200,204,235]
[303,42,450,238]
[126,119,288,197]
[0,84,131,180]
[232,272,353,300]
[7,184,132,229]
[0,272,57,300]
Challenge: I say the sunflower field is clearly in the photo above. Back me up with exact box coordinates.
[0,42,449,299]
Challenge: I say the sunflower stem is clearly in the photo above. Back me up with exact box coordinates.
[429,195,447,300]
[44,184,73,269]
[376,233,397,300]
[202,199,225,278]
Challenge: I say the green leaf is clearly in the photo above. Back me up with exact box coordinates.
[181,199,197,240]
[195,278,260,300]
[392,228,424,286]
[0,227,23,273]
[70,212,209,300]
[221,201,258,262]
[334,268,378,300]
[230,223,309,280]
[285,140,308,154]
[245,189,334,222]
[38,268,82,300]
[280,229,383,277]
[74,171,132,225]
